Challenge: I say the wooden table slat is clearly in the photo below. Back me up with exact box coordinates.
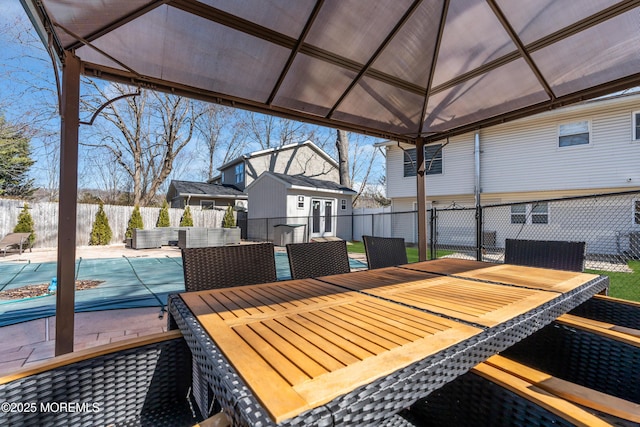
[175,259,606,425]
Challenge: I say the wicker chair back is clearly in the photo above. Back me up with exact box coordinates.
[286,240,351,279]
[505,239,586,272]
[182,243,277,292]
[362,235,408,269]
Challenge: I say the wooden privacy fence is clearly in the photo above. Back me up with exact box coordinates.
[0,198,226,249]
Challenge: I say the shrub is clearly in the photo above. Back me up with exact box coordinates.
[156,200,170,227]
[125,205,144,238]
[222,204,235,228]
[180,205,193,226]
[13,203,35,246]
[89,202,112,245]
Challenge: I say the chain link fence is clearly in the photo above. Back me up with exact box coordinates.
[246,191,640,299]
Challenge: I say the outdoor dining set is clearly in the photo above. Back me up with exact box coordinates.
[0,237,638,426]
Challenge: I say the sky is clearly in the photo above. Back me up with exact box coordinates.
[0,0,387,196]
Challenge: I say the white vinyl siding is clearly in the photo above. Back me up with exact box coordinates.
[385,94,640,203]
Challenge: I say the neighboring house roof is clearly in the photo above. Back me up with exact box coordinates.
[168,180,248,200]
[247,172,356,195]
[216,140,339,171]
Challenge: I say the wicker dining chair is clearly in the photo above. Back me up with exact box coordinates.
[182,243,277,292]
[286,240,351,279]
[362,235,408,269]
[0,331,200,427]
[504,239,586,272]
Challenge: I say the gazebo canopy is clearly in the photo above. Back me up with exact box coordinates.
[18,0,640,356]
[22,0,640,143]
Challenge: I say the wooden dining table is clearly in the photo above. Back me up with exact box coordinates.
[167,258,608,427]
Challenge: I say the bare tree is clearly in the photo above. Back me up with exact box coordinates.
[243,112,321,149]
[336,129,350,187]
[194,103,247,180]
[82,82,203,206]
[0,13,61,196]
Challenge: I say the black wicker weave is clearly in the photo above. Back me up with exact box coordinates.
[396,370,581,427]
[362,235,408,269]
[502,319,640,404]
[168,273,607,427]
[504,239,586,271]
[569,294,640,330]
[182,242,277,292]
[0,332,199,427]
[286,240,351,279]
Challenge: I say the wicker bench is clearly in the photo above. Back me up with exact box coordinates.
[569,294,640,337]
[485,354,640,424]
[501,314,640,407]
[0,331,203,426]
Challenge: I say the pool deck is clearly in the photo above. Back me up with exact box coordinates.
[0,244,368,376]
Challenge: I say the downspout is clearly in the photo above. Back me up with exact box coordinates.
[474,132,482,261]
[416,138,427,261]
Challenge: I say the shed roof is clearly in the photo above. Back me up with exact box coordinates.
[22,0,640,144]
[169,180,248,199]
[247,172,356,195]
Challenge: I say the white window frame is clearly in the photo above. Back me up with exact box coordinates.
[558,120,591,148]
[510,204,526,224]
[633,111,640,141]
[510,203,548,225]
[340,199,347,210]
[297,195,304,209]
[234,163,244,184]
[200,200,215,210]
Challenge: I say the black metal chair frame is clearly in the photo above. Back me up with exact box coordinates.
[286,240,351,279]
[182,242,277,292]
[362,235,408,269]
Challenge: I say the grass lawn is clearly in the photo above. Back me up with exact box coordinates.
[348,242,640,303]
[347,241,453,263]
[587,260,640,302]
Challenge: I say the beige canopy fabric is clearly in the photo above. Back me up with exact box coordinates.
[22,0,640,143]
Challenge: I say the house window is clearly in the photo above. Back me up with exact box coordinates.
[403,144,443,177]
[297,196,304,209]
[511,203,548,224]
[531,203,548,224]
[633,111,640,141]
[559,120,590,147]
[635,200,640,224]
[201,200,215,210]
[235,163,244,184]
[510,204,526,224]
[341,199,347,210]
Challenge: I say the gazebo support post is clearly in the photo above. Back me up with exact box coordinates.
[416,137,427,261]
[55,51,80,356]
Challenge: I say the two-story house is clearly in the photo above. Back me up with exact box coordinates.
[168,140,340,209]
[213,140,339,191]
[380,91,640,249]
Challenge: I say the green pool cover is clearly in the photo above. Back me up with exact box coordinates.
[0,253,366,327]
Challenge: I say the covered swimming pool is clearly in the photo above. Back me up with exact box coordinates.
[0,253,366,327]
